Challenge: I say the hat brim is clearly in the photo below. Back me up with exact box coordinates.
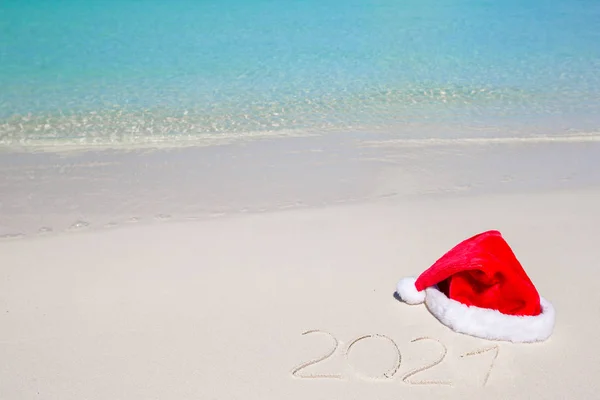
[424,286,555,343]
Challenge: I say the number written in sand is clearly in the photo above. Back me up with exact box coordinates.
[345,334,402,380]
[401,337,451,386]
[292,331,500,387]
[291,330,342,379]
[460,345,499,386]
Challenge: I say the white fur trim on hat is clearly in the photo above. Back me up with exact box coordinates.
[424,286,555,343]
[396,277,426,305]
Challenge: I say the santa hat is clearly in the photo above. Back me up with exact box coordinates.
[396,230,555,343]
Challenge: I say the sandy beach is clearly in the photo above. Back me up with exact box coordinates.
[3,0,600,397]
[1,134,599,399]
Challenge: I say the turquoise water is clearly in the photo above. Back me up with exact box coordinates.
[1,0,600,148]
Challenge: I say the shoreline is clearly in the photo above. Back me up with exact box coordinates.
[2,115,600,154]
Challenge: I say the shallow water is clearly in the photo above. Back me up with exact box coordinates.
[1,0,600,148]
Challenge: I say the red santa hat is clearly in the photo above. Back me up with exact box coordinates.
[396,230,555,343]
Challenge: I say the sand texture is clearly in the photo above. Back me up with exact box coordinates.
[1,186,598,399]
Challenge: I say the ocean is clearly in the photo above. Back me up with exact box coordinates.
[1,0,599,149]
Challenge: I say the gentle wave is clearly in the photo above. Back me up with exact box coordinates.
[2,84,599,150]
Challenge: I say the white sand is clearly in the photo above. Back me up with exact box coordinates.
[1,136,600,399]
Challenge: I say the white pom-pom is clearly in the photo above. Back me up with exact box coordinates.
[396,277,425,305]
